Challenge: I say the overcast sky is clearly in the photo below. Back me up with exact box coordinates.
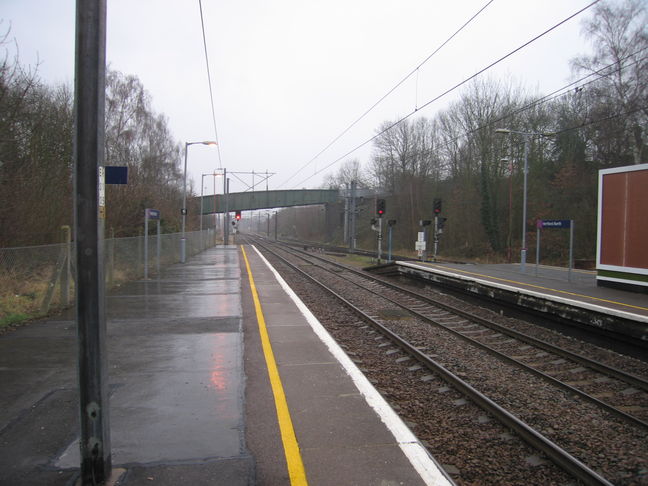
[3,0,601,195]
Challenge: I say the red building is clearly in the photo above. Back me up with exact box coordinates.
[597,163,648,292]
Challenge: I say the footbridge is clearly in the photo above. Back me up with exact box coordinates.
[198,189,341,214]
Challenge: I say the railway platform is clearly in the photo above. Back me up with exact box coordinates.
[379,260,648,353]
[0,245,451,486]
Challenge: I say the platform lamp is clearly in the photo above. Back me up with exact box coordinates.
[181,140,217,263]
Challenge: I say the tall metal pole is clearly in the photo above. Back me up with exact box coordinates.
[144,211,149,279]
[213,173,217,246]
[343,184,349,245]
[74,1,111,483]
[156,218,161,277]
[200,174,204,243]
[377,217,383,264]
[521,134,530,273]
[433,216,439,261]
[224,177,230,245]
[568,221,574,283]
[350,181,357,250]
[181,142,188,263]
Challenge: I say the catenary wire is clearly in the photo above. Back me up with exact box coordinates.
[198,0,223,168]
[551,104,648,136]
[433,48,648,155]
[276,0,496,189]
[326,51,646,174]
[290,0,601,188]
[326,52,647,174]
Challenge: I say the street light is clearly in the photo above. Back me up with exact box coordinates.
[495,128,552,273]
[181,140,217,263]
[200,172,222,248]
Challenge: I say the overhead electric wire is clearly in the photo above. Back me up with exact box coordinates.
[277,0,496,189]
[327,49,648,168]
[436,48,648,153]
[291,0,601,189]
[550,104,648,136]
[198,0,223,168]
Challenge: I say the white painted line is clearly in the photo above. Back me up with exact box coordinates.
[251,245,453,486]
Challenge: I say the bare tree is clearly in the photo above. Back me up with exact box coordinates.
[104,70,183,235]
[571,0,648,165]
[322,158,369,189]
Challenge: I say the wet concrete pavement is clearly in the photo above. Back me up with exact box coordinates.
[0,246,252,485]
[1,244,449,486]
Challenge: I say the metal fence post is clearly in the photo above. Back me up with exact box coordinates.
[144,211,149,279]
[156,220,161,277]
[108,227,114,287]
[60,225,71,305]
[568,220,574,282]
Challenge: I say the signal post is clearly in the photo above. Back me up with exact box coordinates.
[373,199,386,264]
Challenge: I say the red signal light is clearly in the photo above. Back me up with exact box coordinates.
[376,199,386,216]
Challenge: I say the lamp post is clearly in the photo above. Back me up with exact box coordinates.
[273,211,278,240]
[495,128,552,273]
[181,140,217,263]
[200,171,223,248]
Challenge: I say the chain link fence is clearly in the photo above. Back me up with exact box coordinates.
[0,229,218,323]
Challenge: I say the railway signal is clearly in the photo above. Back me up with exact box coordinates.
[376,199,386,217]
[235,210,241,220]
[438,217,447,232]
[433,198,442,214]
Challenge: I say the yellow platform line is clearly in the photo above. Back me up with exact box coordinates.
[241,246,309,486]
[425,263,648,313]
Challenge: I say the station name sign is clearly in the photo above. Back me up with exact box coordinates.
[537,219,571,229]
[146,208,160,220]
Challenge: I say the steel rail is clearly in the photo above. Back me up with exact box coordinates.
[269,240,648,429]
[279,238,648,393]
[250,238,615,486]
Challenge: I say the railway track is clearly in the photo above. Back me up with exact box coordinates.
[280,242,648,428]
[245,235,648,485]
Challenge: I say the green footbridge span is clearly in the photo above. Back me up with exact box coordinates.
[198,189,341,214]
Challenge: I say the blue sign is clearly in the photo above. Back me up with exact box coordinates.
[146,208,160,220]
[105,166,128,184]
[539,219,571,228]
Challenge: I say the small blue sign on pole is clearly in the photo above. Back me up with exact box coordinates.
[535,219,575,282]
[105,166,128,184]
[540,219,571,228]
[146,208,160,220]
